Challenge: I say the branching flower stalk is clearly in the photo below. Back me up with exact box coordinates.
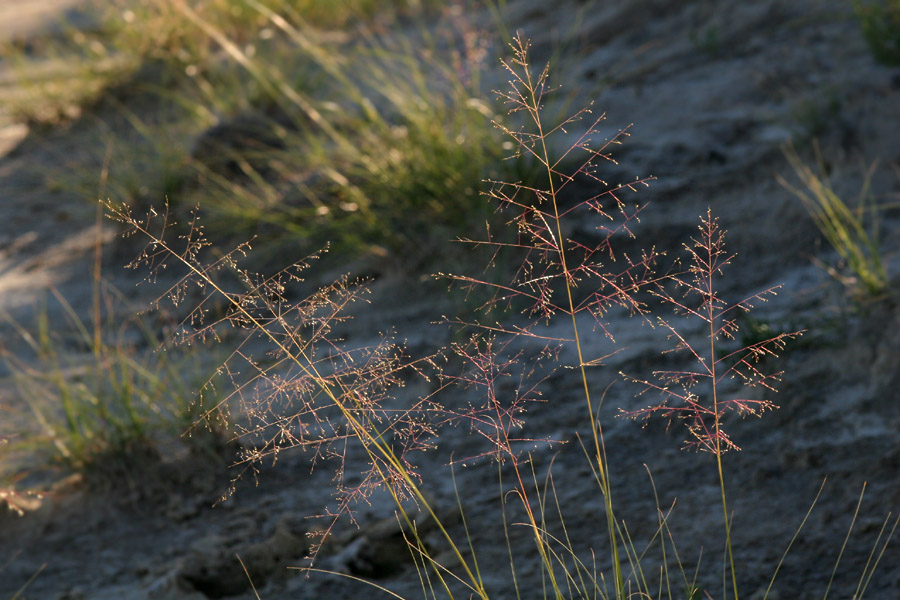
[445,35,660,599]
[622,212,802,600]
[522,54,626,599]
[103,200,490,598]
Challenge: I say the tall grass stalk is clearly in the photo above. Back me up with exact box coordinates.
[620,212,803,599]
[443,34,662,598]
[102,199,491,597]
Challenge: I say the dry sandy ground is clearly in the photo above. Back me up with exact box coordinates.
[0,1,86,40]
[1,1,900,599]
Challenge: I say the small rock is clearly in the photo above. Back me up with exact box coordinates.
[338,500,442,579]
[175,514,308,598]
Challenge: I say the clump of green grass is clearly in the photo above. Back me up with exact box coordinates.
[854,0,900,66]
[0,282,223,479]
[166,0,512,262]
[99,0,444,64]
[0,36,137,127]
[5,0,517,266]
[780,144,889,298]
[0,0,441,128]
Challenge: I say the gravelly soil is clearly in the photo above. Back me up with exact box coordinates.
[1,1,900,599]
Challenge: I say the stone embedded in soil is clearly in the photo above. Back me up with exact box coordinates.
[174,514,307,598]
[324,499,445,579]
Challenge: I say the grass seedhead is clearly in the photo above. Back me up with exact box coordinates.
[622,212,801,453]
[61,15,891,600]
[620,210,803,599]
[103,198,494,595]
[441,33,664,600]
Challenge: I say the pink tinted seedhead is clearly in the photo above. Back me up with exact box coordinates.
[439,34,669,597]
[104,200,448,545]
[445,35,660,338]
[621,210,801,454]
[618,211,802,600]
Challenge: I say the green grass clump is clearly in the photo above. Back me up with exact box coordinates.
[1,0,442,127]
[167,0,511,261]
[4,0,516,265]
[98,0,444,63]
[854,0,900,66]
[1,284,220,476]
[781,144,889,298]
[0,37,137,127]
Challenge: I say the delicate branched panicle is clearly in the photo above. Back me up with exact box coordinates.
[103,200,443,519]
[621,210,803,454]
[436,36,664,597]
[433,33,667,472]
[434,333,561,466]
[105,200,249,317]
[442,35,660,341]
